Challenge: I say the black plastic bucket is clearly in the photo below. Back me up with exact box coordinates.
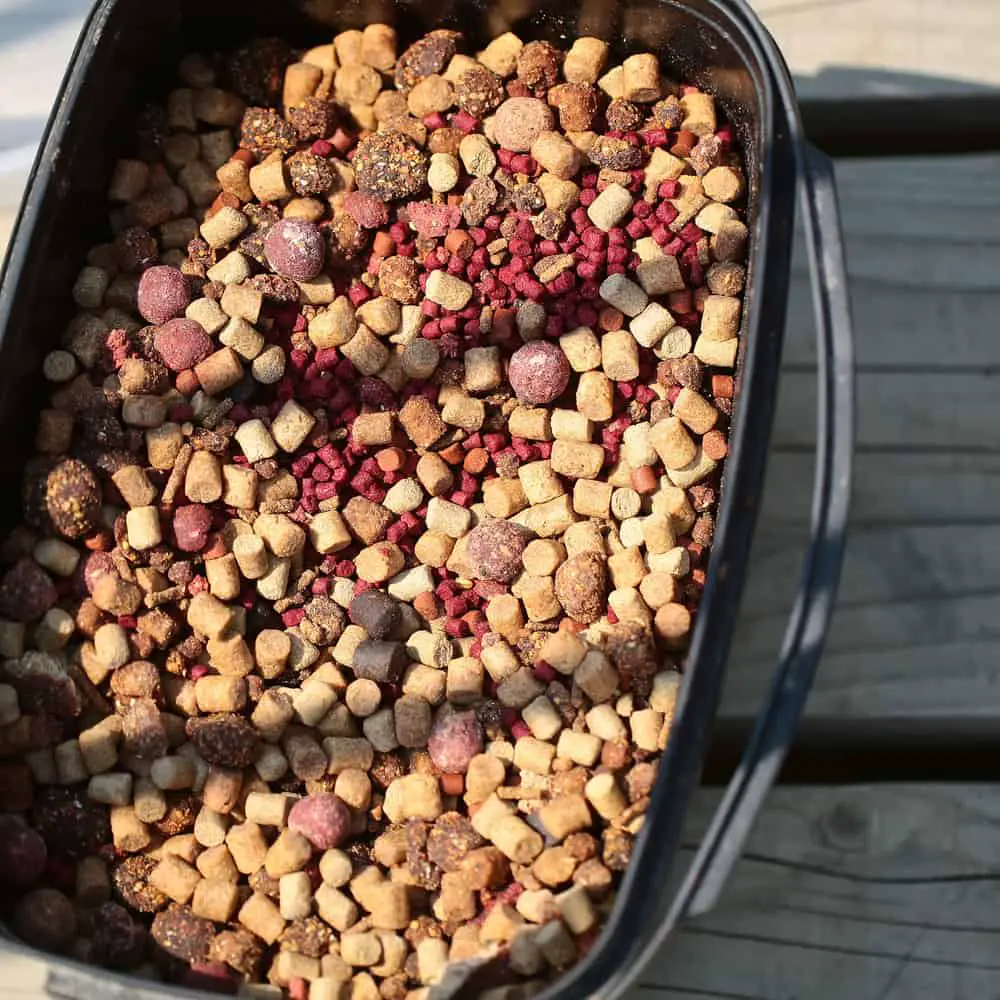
[0,1,854,997]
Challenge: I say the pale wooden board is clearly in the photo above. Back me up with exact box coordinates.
[761,452,1000,527]
[748,0,1000,99]
[641,785,1000,999]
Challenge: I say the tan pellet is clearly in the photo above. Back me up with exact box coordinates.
[150,855,202,904]
[279,870,314,921]
[563,37,608,84]
[226,821,269,875]
[192,878,240,923]
[239,891,286,945]
[576,370,614,421]
[87,772,133,806]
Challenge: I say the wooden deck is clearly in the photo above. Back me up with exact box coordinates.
[1,0,999,997]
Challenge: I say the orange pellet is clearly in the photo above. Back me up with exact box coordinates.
[375,447,405,473]
[445,230,474,259]
[702,429,728,460]
[202,533,228,560]
[463,448,489,474]
[413,591,441,621]
[231,149,256,167]
[372,231,395,257]
[446,193,464,208]
[671,130,697,156]
[597,306,624,332]
[492,308,516,337]
[176,369,200,395]
[84,531,113,552]
[207,191,241,218]
[630,465,658,494]
[710,375,733,399]
[559,618,585,634]
[462,609,486,630]
[439,443,466,466]
[440,772,464,797]
[691,568,706,587]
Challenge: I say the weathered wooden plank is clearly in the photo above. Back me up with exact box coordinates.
[641,785,1000,1000]
[773,371,1000,451]
[761,452,1000,526]
[719,519,1000,721]
[722,639,1000,721]
[742,524,1000,614]
[735,592,1000,661]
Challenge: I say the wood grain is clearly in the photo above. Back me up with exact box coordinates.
[641,785,1000,999]
[782,156,1000,369]
[748,0,1000,98]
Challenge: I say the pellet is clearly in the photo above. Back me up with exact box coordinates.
[665,445,717,488]
[693,333,739,368]
[245,791,296,828]
[311,980,349,1000]
[508,406,553,441]
[324,737,375,775]
[556,729,602,767]
[200,766,242,816]
[87,772,133,805]
[341,931,382,968]
[550,440,605,480]
[521,538,566,577]
[572,479,613,519]
[355,543,406,583]
[578,536,633,585]
[194,805,230,847]
[278,870,314,921]
[587,184,633,232]
[550,409,593,444]
[381,773,442,823]
[591,272,649,318]
[700,295,741,342]
[558,327,601,372]
[226,820,269,875]
[680,91,717,134]
[608,546,647,589]
[239,891,286,945]
[55,740,88,785]
[630,708,665,752]
[563,37,608,83]
[510,734,553,775]
[521,695,563,741]
[283,730,329,780]
[447,655,485,703]
[622,53,660,102]
[151,855,202,904]
[265,828,313,877]
[553,522,609,573]
[308,511,352,555]
[200,205,248,248]
[576,370,614,421]
[403,629,451,669]
[425,271,473,311]
[110,805,151,853]
[496,667,544,711]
